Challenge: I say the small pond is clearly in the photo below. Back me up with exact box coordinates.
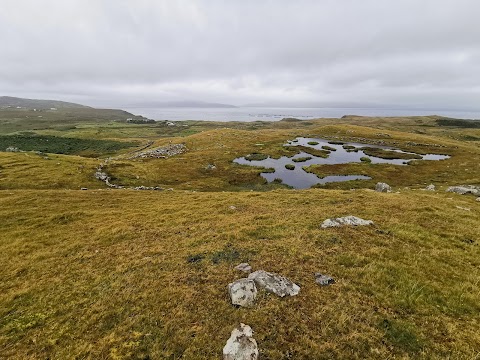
[234,137,450,189]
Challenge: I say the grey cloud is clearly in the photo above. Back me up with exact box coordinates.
[1,0,480,108]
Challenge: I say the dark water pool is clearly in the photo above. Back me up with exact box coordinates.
[234,137,450,189]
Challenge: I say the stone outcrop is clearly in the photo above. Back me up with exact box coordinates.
[375,182,391,192]
[446,185,480,196]
[248,270,300,297]
[129,143,186,159]
[223,324,258,360]
[321,216,373,228]
[228,279,257,308]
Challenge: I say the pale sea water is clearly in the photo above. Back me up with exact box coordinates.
[124,107,480,122]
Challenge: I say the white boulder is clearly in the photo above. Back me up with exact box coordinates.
[228,278,257,307]
[248,270,300,297]
[375,182,392,192]
[223,323,258,360]
[321,216,373,228]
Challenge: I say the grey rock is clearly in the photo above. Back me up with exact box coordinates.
[375,182,392,192]
[80,187,88,190]
[94,170,109,182]
[321,216,373,228]
[130,143,186,159]
[477,197,480,202]
[223,323,258,360]
[248,270,300,297]
[234,263,252,273]
[228,278,257,307]
[425,184,435,191]
[446,186,480,196]
[314,273,335,286]
[205,164,217,170]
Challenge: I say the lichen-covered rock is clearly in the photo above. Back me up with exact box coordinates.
[446,186,480,196]
[425,184,435,191]
[314,273,335,286]
[223,323,258,360]
[228,279,257,307]
[321,216,373,228]
[375,182,392,192]
[234,263,252,273]
[248,270,300,297]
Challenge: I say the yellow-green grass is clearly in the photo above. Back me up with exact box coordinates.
[1,121,479,192]
[0,152,103,190]
[103,124,479,191]
[0,189,479,359]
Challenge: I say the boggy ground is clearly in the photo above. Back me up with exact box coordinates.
[0,114,480,359]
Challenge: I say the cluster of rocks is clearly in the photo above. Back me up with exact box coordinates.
[129,143,186,159]
[446,185,480,196]
[224,261,334,358]
[132,185,164,191]
[223,211,378,357]
[228,269,300,308]
[5,146,20,152]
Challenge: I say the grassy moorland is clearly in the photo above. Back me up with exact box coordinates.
[0,110,479,359]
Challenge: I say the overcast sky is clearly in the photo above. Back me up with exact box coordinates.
[1,0,480,109]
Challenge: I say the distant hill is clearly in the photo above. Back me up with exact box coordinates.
[0,96,91,110]
[143,101,237,108]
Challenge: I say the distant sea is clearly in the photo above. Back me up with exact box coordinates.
[123,107,480,122]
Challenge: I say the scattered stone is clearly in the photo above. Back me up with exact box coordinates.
[129,143,186,159]
[132,186,163,191]
[234,263,252,273]
[248,270,300,297]
[5,146,20,152]
[476,197,480,202]
[456,206,471,211]
[223,323,258,360]
[205,164,217,170]
[80,187,88,190]
[314,273,335,286]
[94,170,109,182]
[446,185,480,196]
[375,133,392,138]
[375,182,392,193]
[228,278,257,307]
[425,184,436,191]
[229,205,237,210]
[321,216,374,228]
